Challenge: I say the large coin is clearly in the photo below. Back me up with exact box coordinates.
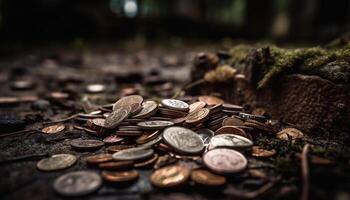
[133,100,158,119]
[137,120,174,130]
[185,108,210,124]
[209,134,253,150]
[101,170,139,183]
[161,99,189,111]
[150,165,190,188]
[53,171,102,196]
[162,126,204,154]
[112,95,144,113]
[191,169,226,186]
[112,147,154,161]
[203,148,247,174]
[37,154,77,171]
[104,105,131,129]
[70,139,104,150]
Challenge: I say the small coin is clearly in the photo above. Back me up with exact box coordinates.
[112,147,154,161]
[99,161,134,170]
[53,171,102,196]
[215,126,251,139]
[70,139,104,150]
[134,154,158,168]
[37,154,77,171]
[185,108,210,124]
[150,165,190,188]
[251,146,276,157]
[222,117,244,126]
[222,104,243,111]
[276,128,304,140]
[161,99,189,111]
[104,105,132,129]
[198,96,224,106]
[42,124,65,134]
[191,169,226,186]
[103,134,125,145]
[209,134,253,150]
[196,128,214,144]
[203,148,247,174]
[163,126,204,154]
[86,154,113,164]
[133,100,158,119]
[86,84,105,93]
[101,170,139,183]
[113,95,144,112]
[137,120,174,130]
[189,101,206,113]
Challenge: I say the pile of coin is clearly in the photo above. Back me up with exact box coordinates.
[38,95,282,196]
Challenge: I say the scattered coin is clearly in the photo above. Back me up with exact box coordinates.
[189,101,206,113]
[203,148,247,174]
[86,154,113,164]
[198,96,224,105]
[70,139,104,150]
[185,108,210,124]
[41,124,65,134]
[191,169,226,186]
[209,134,253,150]
[137,120,174,130]
[133,100,158,118]
[251,146,276,157]
[101,170,139,183]
[161,99,189,111]
[37,154,77,171]
[276,128,304,140]
[99,160,134,170]
[53,171,102,196]
[150,165,190,187]
[163,126,204,154]
[104,105,132,129]
[113,95,144,112]
[112,147,154,161]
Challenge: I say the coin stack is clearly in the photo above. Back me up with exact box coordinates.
[38,95,279,196]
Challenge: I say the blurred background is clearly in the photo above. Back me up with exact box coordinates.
[0,0,349,44]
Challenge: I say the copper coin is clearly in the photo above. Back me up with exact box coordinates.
[37,154,77,171]
[189,101,206,113]
[150,165,190,187]
[133,100,158,119]
[251,146,276,157]
[209,134,253,150]
[98,160,134,170]
[203,148,247,174]
[112,147,154,161]
[137,120,174,130]
[215,126,251,139]
[222,104,243,111]
[70,139,104,150]
[116,130,143,136]
[101,170,139,183]
[87,118,109,134]
[107,144,136,153]
[103,134,125,145]
[161,99,189,111]
[198,96,224,106]
[276,128,304,140]
[86,154,113,164]
[185,108,210,124]
[191,169,226,186]
[222,117,244,126]
[136,130,160,144]
[42,124,65,134]
[208,103,223,114]
[53,171,102,196]
[138,135,163,149]
[134,154,159,168]
[113,95,144,112]
[104,105,132,129]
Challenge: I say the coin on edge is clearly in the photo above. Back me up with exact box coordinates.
[53,171,102,196]
[37,154,77,171]
[189,101,206,113]
[150,165,190,188]
[203,148,247,174]
[101,170,139,183]
[86,154,113,165]
[191,169,226,186]
[104,105,132,129]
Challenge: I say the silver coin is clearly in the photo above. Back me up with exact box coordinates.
[70,139,104,150]
[133,100,158,119]
[137,120,174,130]
[208,134,253,150]
[112,147,154,161]
[196,128,214,144]
[37,154,77,171]
[161,99,189,111]
[104,105,131,129]
[53,171,102,196]
[163,126,204,154]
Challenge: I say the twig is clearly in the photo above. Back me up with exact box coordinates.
[0,129,36,138]
[301,144,310,200]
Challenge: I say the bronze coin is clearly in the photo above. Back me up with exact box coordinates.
[98,161,134,170]
[116,130,143,136]
[37,154,77,171]
[87,118,109,134]
[189,101,206,113]
[215,126,251,139]
[251,146,276,157]
[150,165,190,187]
[86,154,113,164]
[133,100,158,119]
[134,154,159,168]
[191,169,226,186]
[101,170,139,183]
[185,108,210,124]
[203,148,248,174]
[222,117,244,126]
[208,103,223,114]
[103,134,125,145]
[112,95,144,113]
[222,104,243,111]
[107,144,136,153]
[42,124,65,134]
[136,130,160,144]
[198,96,224,106]
[70,139,104,150]
[104,105,132,129]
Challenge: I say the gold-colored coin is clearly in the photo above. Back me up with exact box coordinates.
[42,124,65,134]
[86,154,113,165]
[101,170,139,183]
[190,169,226,186]
[150,165,190,188]
[251,146,276,157]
